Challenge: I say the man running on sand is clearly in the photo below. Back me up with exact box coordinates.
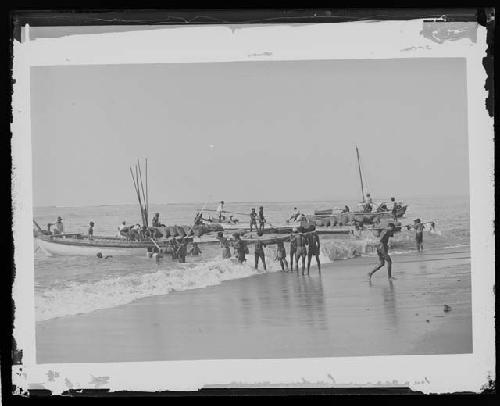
[369,223,396,280]
[306,231,321,274]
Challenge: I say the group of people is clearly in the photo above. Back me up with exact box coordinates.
[216,228,321,275]
[249,206,266,232]
[361,194,403,218]
[166,237,201,263]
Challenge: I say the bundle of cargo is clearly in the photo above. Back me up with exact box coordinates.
[192,223,224,237]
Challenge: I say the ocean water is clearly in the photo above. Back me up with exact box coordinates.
[34,196,470,322]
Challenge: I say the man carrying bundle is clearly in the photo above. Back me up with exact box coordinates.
[232,233,248,264]
[254,232,267,270]
[306,231,321,274]
[275,240,289,272]
[217,231,231,259]
[368,223,396,280]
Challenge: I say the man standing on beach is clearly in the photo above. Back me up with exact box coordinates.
[368,223,396,280]
[249,208,258,232]
[306,231,321,274]
[254,232,267,270]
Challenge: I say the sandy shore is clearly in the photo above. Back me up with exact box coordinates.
[36,247,471,363]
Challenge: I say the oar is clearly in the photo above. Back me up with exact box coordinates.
[33,219,43,232]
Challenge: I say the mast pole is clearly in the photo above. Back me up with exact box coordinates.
[356,146,366,203]
[145,158,149,227]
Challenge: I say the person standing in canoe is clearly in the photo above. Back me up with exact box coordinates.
[217,231,231,259]
[254,231,267,270]
[249,208,258,232]
[258,206,266,232]
[306,230,321,274]
[216,201,225,220]
[48,216,64,235]
[88,221,95,240]
[295,229,307,274]
[368,223,396,280]
[289,207,300,222]
[275,240,289,272]
[289,229,298,271]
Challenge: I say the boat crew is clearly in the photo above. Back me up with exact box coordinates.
[363,194,373,213]
[254,231,267,270]
[88,221,95,240]
[216,201,225,220]
[368,223,396,280]
[249,208,258,231]
[258,206,265,232]
[49,216,64,235]
[118,221,129,239]
[289,207,300,222]
[194,212,203,226]
[306,231,321,274]
[152,213,165,227]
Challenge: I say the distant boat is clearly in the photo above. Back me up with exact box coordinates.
[311,147,407,226]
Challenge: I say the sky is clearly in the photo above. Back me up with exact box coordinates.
[30,58,469,207]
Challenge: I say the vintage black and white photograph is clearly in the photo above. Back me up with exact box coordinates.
[11,14,494,393]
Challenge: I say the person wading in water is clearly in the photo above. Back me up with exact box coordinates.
[369,223,396,280]
[275,240,289,271]
[254,231,267,270]
[217,231,231,259]
[232,233,248,263]
[289,229,298,271]
[413,218,425,252]
[306,230,321,274]
[295,229,307,275]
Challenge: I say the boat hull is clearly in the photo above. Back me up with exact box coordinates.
[35,236,154,256]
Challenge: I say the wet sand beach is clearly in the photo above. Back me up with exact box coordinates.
[36,247,471,363]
